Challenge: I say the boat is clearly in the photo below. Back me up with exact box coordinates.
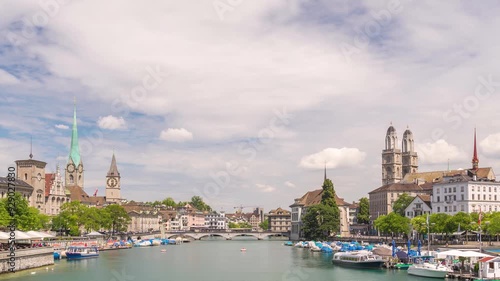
[53,251,61,260]
[407,257,450,279]
[65,246,99,260]
[394,263,411,270]
[332,251,385,269]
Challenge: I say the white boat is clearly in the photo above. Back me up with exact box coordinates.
[332,251,385,269]
[65,246,99,260]
[407,262,450,278]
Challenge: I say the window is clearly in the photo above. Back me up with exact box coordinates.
[461,186,464,192]
[484,186,486,192]
[437,188,440,194]
[490,187,492,192]
[437,207,440,212]
[472,194,475,200]
[461,205,464,211]
[490,195,492,201]
[445,206,448,212]
[453,187,456,192]
[472,186,475,192]
[449,188,452,193]
[484,195,486,200]
[437,196,440,202]
[24,173,28,180]
[69,175,74,184]
[461,194,464,200]
[444,188,447,194]
[453,206,456,212]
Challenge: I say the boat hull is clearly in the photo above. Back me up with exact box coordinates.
[407,266,448,278]
[332,259,385,269]
[66,253,99,260]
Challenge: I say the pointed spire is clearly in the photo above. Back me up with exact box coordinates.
[472,128,479,170]
[324,161,327,181]
[107,152,120,177]
[29,135,33,159]
[69,98,81,166]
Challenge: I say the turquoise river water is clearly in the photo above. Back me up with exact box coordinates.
[2,239,452,281]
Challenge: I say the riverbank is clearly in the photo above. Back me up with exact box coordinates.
[0,247,53,274]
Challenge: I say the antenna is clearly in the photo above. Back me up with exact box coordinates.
[29,135,33,159]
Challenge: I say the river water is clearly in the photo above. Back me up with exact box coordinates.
[2,238,448,281]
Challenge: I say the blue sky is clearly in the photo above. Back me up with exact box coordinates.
[1,0,500,212]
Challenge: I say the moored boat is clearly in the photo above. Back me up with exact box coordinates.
[65,246,99,260]
[332,251,385,269]
[407,262,449,278]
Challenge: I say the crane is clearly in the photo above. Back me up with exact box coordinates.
[233,205,261,214]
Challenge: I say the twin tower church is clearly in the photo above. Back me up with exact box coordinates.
[13,103,123,216]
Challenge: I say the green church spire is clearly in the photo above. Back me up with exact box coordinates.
[69,98,81,166]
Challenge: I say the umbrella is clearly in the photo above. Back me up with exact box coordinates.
[13,230,32,240]
[392,240,396,257]
[396,251,409,263]
[407,240,411,254]
[417,240,421,256]
[0,231,10,240]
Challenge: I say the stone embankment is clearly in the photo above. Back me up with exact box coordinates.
[0,247,54,274]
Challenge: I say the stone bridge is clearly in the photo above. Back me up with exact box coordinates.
[164,231,289,240]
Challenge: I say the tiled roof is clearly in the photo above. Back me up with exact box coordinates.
[0,177,33,189]
[416,194,431,204]
[268,207,290,215]
[402,167,495,183]
[45,173,54,197]
[368,183,428,194]
[67,186,92,203]
[290,189,350,208]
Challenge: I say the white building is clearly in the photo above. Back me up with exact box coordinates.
[432,174,500,215]
[404,194,432,218]
[205,212,227,230]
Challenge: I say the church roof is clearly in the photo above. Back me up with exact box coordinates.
[290,188,350,208]
[401,167,495,183]
[67,185,92,203]
[69,101,81,166]
[386,125,396,135]
[368,182,431,194]
[107,153,120,177]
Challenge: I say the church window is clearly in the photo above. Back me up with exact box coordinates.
[24,173,28,180]
[69,175,74,184]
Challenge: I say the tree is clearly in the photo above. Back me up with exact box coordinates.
[103,204,131,234]
[190,196,212,212]
[259,220,269,230]
[374,212,410,237]
[320,178,340,226]
[302,204,340,240]
[162,197,177,208]
[430,213,451,235]
[411,215,427,236]
[392,193,414,216]
[357,197,370,224]
[0,192,48,231]
[56,201,88,235]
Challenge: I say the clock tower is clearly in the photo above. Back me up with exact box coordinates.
[105,153,121,204]
[65,100,84,189]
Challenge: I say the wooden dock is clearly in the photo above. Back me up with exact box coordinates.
[446,271,475,280]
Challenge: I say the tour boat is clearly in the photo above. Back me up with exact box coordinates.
[65,246,99,260]
[332,251,385,269]
[407,261,449,278]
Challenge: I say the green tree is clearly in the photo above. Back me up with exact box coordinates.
[259,220,269,230]
[56,201,88,235]
[392,193,414,216]
[103,204,131,234]
[430,213,451,235]
[357,197,370,224]
[0,200,10,227]
[190,196,212,212]
[162,197,177,208]
[228,222,238,228]
[374,212,410,237]
[302,204,340,240]
[411,215,427,235]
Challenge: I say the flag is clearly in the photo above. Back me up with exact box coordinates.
[93,188,98,197]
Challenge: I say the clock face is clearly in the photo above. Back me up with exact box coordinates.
[78,164,83,173]
[67,164,75,172]
[107,178,117,187]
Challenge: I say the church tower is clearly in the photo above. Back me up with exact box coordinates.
[402,127,418,178]
[15,140,47,211]
[472,128,479,171]
[65,100,84,189]
[105,153,121,204]
[382,124,402,185]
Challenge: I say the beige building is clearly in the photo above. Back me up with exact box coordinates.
[267,207,291,232]
[122,203,161,233]
[368,182,432,222]
[0,177,33,200]
[44,165,71,215]
[15,157,47,211]
[290,185,350,240]
[382,124,418,185]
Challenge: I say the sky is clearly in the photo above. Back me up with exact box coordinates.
[1,0,500,213]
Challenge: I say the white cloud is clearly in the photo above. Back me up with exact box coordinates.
[97,115,127,130]
[159,128,193,142]
[55,124,69,129]
[299,148,366,169]
[416,139,467,164]
[284,181,296,188]
[256,184,276,193]
[480,133,500,156]
[0,69,19,85]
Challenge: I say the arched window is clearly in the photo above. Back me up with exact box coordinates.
[69,175,74,184]
[24,173,28,180]
[79,175,81,181]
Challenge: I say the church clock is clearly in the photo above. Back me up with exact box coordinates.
[68,163,75,172]
[78,164,83,173]
[107,178,117,187]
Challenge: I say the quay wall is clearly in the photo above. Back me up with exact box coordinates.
[0,247,54,274]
